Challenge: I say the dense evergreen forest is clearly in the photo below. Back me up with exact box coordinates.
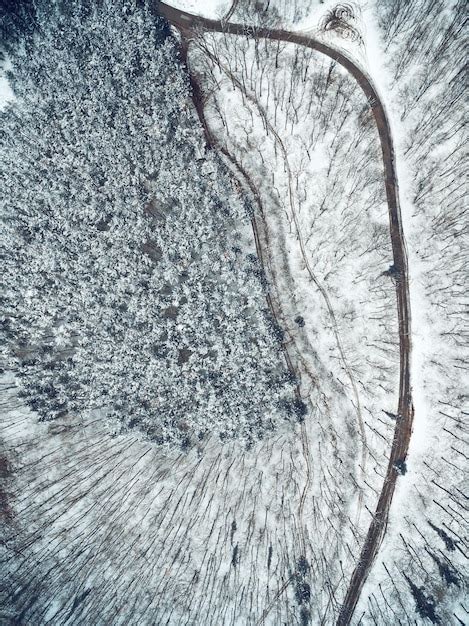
[1,0,294,448]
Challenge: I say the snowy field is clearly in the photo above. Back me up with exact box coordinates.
[167,0,229,18]
[0,55,14,109]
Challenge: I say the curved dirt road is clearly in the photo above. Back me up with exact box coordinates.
[157,3,414,624]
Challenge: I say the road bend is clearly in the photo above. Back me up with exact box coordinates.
[157,3,414,624]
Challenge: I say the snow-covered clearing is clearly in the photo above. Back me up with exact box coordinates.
[0,55,14,109]
[188,23,399,622]
[166,0,230,19]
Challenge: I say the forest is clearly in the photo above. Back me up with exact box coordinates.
[1,0,467,624]
[1,0,295,450]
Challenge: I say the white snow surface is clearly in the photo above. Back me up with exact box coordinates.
[188,0,467,621]
[164,0,230,19]
[0,56,14,109]
[1,0,466,624]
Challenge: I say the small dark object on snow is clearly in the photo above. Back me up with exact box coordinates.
[180,436,191,451]
[297,555,310,576]
[230,520,237,543]
[294,315,305,327]
[272,321,285,342]
[295,580,311,605]
[300,606,311,626]
[293,399,308,421]
[231,544,239,567]
[394,459,407,475]
[383,264,401,279]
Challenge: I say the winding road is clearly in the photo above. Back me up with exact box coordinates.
[156,2,414,624]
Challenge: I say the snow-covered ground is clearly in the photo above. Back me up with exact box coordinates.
[183,0,466,621]
[189,23,399,621]
[1,0,466,624]
[355,1,468,622]
[2,373,314,624]
[165,0,230,19]
[164,0,324,24]
[0,56,14,110]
